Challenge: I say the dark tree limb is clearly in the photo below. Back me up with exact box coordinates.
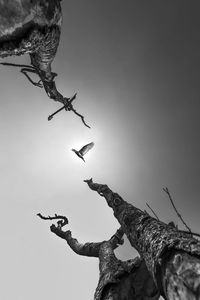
[51,224,102,257]
[47,93,91,128]
[0,1,91,128]
[70,106,91,129]
[146,203,159,220]
[37,213,68,228]
[21,68,43,88]
[84,178,200,300]
[1,62,91,128]
[0,62,35,70]
[163,187,192,234]
[38,213,159,299]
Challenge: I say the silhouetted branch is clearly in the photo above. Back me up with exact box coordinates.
[0,62,35,70]
[48,93,91,128]
[0,0,91,128]
[1,61,91,127]
[70,107,91,129]
[37,213,68,228]
[163,187,192,233]
[146,203,159,220]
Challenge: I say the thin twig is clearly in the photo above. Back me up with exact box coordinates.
[146,203,159,220]
[70,107,91,128]
[67,93,91,128]
[0,62,35,69]
[37,213,68,228]
[163,187,192,233]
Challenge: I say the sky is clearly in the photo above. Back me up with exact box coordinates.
[0,1,200,299]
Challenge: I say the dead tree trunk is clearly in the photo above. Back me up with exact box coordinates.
[38,214,160,300]
[0,0,90,127]
[84,178,200,300]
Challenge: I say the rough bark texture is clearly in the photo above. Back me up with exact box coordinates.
[50,223,159,300]
[0,0,62,97]
[162,251,200,300]
[84,178,200,299]
[0,0,62,59]
[0,1,90,127]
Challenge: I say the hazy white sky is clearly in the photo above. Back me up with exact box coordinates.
[0,1,200,299]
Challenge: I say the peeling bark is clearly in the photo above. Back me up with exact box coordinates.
[39,215,160,300]
[84,178,200,300]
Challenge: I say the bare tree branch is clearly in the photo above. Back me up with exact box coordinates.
[0,62,35,70]
[37,213,68,228]
[70,106,91,129]
[163,187,192,233]
[146,203,159,220]
[1,62,91,128]
[48,93,91,128]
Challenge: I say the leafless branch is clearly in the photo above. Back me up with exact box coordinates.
[163,187,192,233]
[37,213,68,228]
[1,62,91,128]
[0,62,35,70]
[70,107,91,128]
[146,203,159,220]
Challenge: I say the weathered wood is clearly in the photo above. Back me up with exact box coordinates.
[162,251,200,300]
[84,178,200,299]
[39,214,160,300]
[0,0,62,100]
[0,1,90,127]
[0,0,62,59]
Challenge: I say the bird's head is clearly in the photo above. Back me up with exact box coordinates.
[71,149,76,153]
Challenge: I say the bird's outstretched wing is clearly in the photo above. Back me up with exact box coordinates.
[79,142,94,156]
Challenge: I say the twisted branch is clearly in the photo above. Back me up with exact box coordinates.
[0,62,91,128]
[37,213,68,228]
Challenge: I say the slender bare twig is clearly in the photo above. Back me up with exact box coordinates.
[163,187,192,233]
[37,213,68,228]
[70,107,91,128]
[0,62,35,69]
[146,203,159,220]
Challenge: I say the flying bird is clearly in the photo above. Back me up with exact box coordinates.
[72,142,94,162]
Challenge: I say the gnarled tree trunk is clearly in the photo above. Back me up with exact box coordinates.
[84,178,200,300]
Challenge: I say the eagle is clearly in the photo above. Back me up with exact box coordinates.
[72,142,94,162]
